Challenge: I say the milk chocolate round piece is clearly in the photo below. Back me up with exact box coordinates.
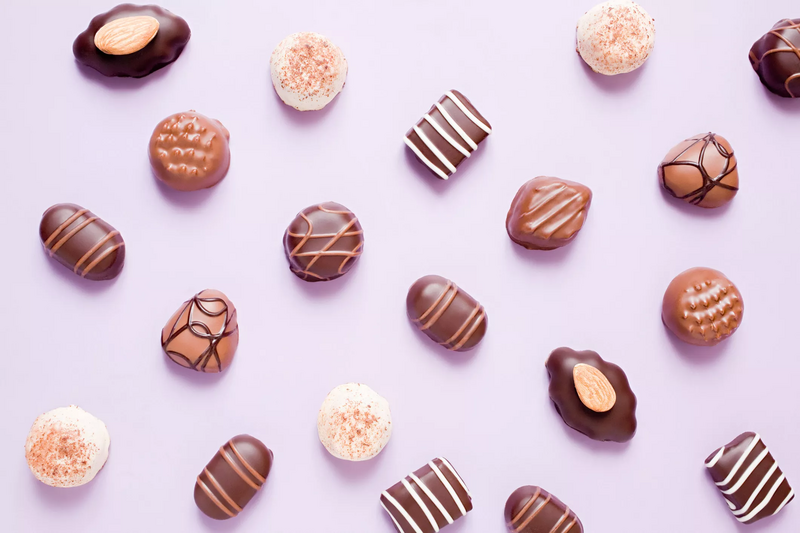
[504,486,584,533]
[73,4,190,78]
[149,111,231,191]
[658,133,738,208]
[749,19,800,98]
[194,434,273,520]
[161,289,239,372]
[662,267,743,346]
[283,202,364,282]
[39,203,125,281]
[406,275,487,352]
[506,176,592,250]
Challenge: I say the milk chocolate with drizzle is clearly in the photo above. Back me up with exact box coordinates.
[658,133,739,208]
[283,202,364,282]
[506,177,592,250]
[749,19,800,98]
[505,486,583,533]
[194,434,273,520]
[404,90,492,180]
[406,275,487,352]
[161,289,239,373]
[39,203,125,281]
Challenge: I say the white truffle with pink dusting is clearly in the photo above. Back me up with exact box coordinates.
[317,383,392,461]
[270,32,348,111]
[576,0,655,75]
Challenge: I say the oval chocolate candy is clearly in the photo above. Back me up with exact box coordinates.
[505,485,584,533]
[39,203,125,281]
[194,435,273,520]
[406,275,487,352]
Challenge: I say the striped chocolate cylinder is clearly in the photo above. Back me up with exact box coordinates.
[404,90,491,180]
[39,203,125,280]
[504,485,583,533]
[194,435,273,520]
[406,275,487,352]
[380,457,472,533]
[705,432,794,524]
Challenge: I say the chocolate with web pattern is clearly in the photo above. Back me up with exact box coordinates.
[749,19,800,98]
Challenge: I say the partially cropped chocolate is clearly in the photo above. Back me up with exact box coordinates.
[73,4,190,78]
[381,457,472,532]
[39,203,125,281]
[658,133,739,208]
[506,177,592,250]
[161,290,239,372]
[283,202,364,282]
[705,432,794,524]
[404,90,491,180]
[662,267,743,347]
[749,19,800,98]
[407,275,487,352]
[505,485,583,533]
[194,434,273,520]
[546,348,637,442]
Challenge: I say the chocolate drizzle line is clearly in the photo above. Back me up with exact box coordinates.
[660,133,739,205]
[288,205,364,281]
[750,20,800,97]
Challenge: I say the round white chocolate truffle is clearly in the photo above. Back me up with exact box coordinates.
[317,383,392,461]
[270,32,348,111]
[576,0,655,75]
[25,405,110,488]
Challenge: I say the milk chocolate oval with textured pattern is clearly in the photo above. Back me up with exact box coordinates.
[406,275,487,352]
[39,203,125,281]
[504,485,583,533]
[194,434,273,520]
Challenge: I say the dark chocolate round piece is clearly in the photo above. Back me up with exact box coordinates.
[749,19,800,98]
[545,347,637,443]
[658,133,739,208]
[504,485,584,533]
[283,202,364,282]
[662,267,743,347]
[149,111,231,192]
[506,176,592,250]
[73,4,191,78]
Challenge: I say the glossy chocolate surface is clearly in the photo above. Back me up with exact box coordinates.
[749,19,800,98]
[73,4,190,78]
[283,202,363,282]
[546,347,637,442]
[194,434,273,520]
[662,267,743,346]
[161,289,239,372]
[406,275,487,352]
[506,177,592,250]
[504,485,583,533]
[39,203,125,281]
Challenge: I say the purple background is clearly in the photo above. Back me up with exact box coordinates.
[3,0,799,531]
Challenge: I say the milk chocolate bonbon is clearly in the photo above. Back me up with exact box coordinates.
[504,485,583,533]
[749,19,800,98]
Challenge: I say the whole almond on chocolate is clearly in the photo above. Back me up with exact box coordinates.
[94,16,159,55]
[573,363,616,412]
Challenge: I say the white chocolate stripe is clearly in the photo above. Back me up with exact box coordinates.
[381,500,406,532]
[424,114,470,158]
[722,448,769,495]
[732,462,778,516]
[429,461,466,516]
[410,472,454,524]
[705,447,725,468]
[771,488,794,517]
[445,91,492,134]
[401,478,439,532]
[716,435,761,486]
[413,125,457,174]
[435,103,478,150]
[382,491,424,533]
[404,136,449,180]
[438,457,472,499]
[737,474,786,523]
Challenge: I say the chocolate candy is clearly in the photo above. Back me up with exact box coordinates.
[705,432,794,524]
[506,177,592,251]
[161,290,239,373]
[504,486,583,533]
[404,91,491,180]
[317,383,392,461]
[149,111,231,192]
[73,4,190,78]
[545,347,637,442]
[406,275,487,352]
[658,133,739,208]
[39,203,125,281]
[380,457,472,532]
[662,267,743,347]
[283,202,364,282]
[749,19,800,98]
[194,434,273,520]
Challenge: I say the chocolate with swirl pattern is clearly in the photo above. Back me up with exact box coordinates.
[749,19,800,98]
[504,485,583,533]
